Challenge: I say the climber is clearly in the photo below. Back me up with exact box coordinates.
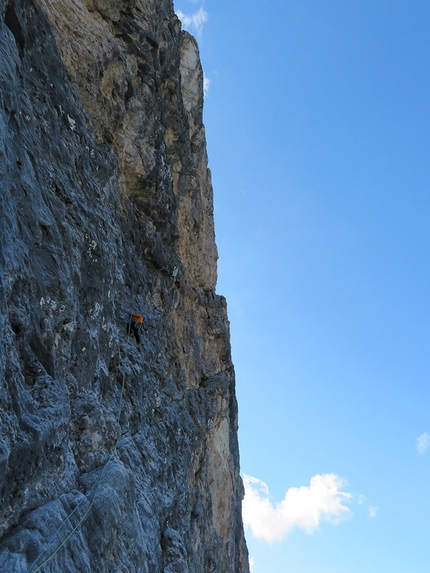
[127,313,145,345]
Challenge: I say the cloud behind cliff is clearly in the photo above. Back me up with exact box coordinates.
[242,473,352,543]
[176,6,208,36]
[203,73,211,95]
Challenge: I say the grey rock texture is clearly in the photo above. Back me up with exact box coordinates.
[0,1,249,571]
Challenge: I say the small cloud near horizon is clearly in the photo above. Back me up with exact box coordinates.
[242,473,352,543]
[416,432,430,454]
[369,506,378,518]
[176,6,208,36]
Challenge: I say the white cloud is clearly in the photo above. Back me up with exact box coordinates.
[242,473,352,543]
[369,506,378,518]
[249,557,255,572]
[203,73,211,95]
[176,6,208,36]
[417,432,430,454]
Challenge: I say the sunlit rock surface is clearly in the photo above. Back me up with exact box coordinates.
[0,1,249,571]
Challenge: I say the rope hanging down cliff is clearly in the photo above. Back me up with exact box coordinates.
[25,313,141,573]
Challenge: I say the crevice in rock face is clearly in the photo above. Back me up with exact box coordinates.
[4,2,25,58]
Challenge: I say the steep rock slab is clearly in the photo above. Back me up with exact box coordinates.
[0,0,249,571]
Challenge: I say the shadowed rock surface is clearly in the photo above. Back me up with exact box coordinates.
[0,1,249,571]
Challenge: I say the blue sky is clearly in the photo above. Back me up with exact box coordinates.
[175,1,430,571]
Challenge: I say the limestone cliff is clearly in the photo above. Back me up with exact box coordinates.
[0,1,249,571]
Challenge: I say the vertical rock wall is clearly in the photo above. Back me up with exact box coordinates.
[0,0,249,571]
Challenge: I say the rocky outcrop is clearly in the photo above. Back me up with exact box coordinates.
[0,1,249,571]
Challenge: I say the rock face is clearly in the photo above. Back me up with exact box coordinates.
[0,1,249,572]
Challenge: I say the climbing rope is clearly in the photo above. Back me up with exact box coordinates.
[26,455,114,573]
[25,319,132,573]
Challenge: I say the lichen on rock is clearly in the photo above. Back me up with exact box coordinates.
[0,0,249,571]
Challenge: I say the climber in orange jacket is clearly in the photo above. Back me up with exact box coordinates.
[127,313,145,345]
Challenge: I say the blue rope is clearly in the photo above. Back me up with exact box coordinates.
[26,334,129,573]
